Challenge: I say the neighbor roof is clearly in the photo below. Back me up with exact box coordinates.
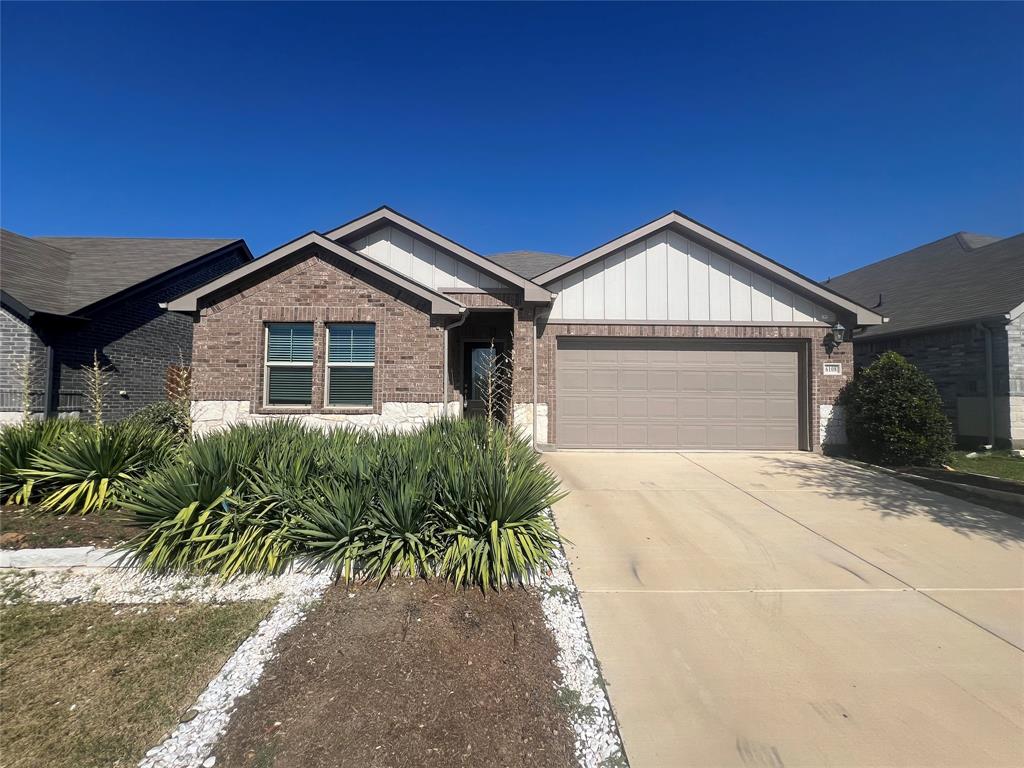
[165,232,466,316]
[534,211,884,326]
[488,251,571,279]
[1,230,248,317]
[825,232,1024,339]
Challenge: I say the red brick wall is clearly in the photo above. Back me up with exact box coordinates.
[192,246,445,413]
[535,322,853,450]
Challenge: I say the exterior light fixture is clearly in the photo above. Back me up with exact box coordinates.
[824,322,847,355]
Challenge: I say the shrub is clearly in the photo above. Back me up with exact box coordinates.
[842,351,953,467]
[124,401,189,441]
[1,419,86,504]
[25,421,175,514]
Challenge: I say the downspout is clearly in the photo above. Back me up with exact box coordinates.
[443,309,469,414]
[979,322,996,446]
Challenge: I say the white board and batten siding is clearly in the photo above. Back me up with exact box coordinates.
[549,230,835,324]
[347,226,505,292]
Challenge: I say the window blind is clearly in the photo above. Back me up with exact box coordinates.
[327,324,375,406]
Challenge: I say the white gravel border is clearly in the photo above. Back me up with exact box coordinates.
[1,563,331,768]
[540,515,629,768]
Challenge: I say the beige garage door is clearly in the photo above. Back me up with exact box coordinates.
[556,338,802,449]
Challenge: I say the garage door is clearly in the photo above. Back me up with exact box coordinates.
[555,338,802,449]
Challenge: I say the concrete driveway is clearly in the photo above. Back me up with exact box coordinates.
[544,451,1024,768]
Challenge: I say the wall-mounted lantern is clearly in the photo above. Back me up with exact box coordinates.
[824,322,846,355]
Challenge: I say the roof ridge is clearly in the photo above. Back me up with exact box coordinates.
[827,232,970,283]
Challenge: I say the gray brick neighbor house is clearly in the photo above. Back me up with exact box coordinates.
[0,229,251,422]
[826,232,1024,449]
[166,206,883,452]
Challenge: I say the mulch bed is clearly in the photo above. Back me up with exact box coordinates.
[214,581,577,768]
[0,506,137,550]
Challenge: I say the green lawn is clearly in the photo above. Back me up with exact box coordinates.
[0,601,271,768]
[947,451,1024,483]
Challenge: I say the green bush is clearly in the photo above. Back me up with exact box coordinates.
[121,417,565,589]
[842,351,953,467]
[123,401,189,441]
[24,421,175,514]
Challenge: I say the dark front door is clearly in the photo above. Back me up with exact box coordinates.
[463,341,506,418]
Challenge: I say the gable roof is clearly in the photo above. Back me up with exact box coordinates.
[825,231,1024,339]
[534,211,884,326]
[325,206,552,302]
[488,250,571,279]
[1,229,249,318]
[165,232,465,316]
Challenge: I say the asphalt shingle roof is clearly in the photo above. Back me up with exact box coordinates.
[1,231,241,316]
[825,232,1024,339]
[487,250,571,279]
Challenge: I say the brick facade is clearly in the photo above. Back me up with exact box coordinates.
[854,322,1019,447]
[534,322,853,451]
[192,245,446,413]
[0,247,248,423]
[0,306,48,418]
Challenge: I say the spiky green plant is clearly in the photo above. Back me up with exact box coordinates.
[362,433,439,581]
[291,475,374,582]
[436,425,564,590]
[1,419,86,504]
[23,421,173,514]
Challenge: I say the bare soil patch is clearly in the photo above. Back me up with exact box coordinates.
[215,581,576,768]
[0,506,136,549]
[0,601,271,768]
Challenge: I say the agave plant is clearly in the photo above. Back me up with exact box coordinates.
[25,421,173,514]
[436,425,565,590]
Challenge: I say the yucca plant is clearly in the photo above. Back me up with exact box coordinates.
[362,434,439,581]
[1,419,85,504]
[292,474,374,581]
[436,425,564,590]
[24,421,173,514]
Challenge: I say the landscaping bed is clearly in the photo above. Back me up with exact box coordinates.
[0,505,136,550]
[0,600,271,768]
[213,581,578,768]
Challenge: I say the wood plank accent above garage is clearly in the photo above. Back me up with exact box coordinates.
[547,229,836,324]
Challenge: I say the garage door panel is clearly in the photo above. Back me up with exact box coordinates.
[708,371,738,391]
[590,397,620,418]
[556,339,801,450]
[678,371,708,392]
[650,398,678,418]
[649,370,677,391]
[590,369,619,391]
[620,370,648,390]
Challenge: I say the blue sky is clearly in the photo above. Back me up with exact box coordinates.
[2,2,1021,280]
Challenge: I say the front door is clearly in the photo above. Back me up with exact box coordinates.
[463,341,507,418]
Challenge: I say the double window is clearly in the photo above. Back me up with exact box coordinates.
[264,322,375,408]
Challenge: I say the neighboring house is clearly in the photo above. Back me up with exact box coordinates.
[826,232,1024,449]
[0,230,252,422]
[168,206,882,451]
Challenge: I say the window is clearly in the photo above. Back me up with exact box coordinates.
[265,323,313,405]
[327,324,375,407]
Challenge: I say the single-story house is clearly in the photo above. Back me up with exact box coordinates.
[825,232,1024,449]
[0,229,252,422]
[168,206,883,451]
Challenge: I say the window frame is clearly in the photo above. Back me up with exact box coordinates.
[263,322,315,408]
[324,323,376,409]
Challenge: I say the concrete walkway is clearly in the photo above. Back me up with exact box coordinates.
[545,451,1024,768]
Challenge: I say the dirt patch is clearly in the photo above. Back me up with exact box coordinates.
[0,506,137,549]
[215,581,576,768]
[1,601,271,768]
